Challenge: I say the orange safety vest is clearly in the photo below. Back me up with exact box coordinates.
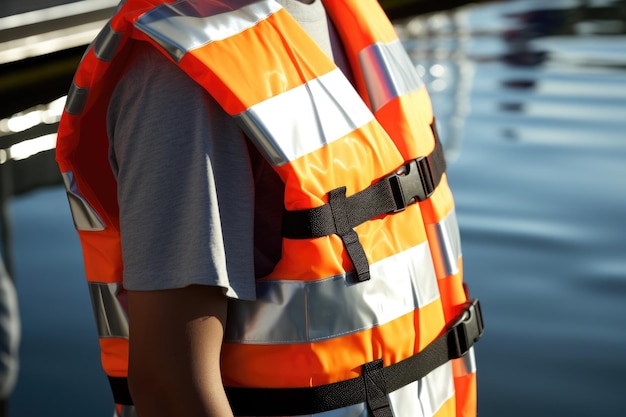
[56,1,483,417]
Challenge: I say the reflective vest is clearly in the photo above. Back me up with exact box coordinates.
[55,1,483,417]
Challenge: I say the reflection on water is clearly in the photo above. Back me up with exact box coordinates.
[7,0,626,416]
[397,0,626,416]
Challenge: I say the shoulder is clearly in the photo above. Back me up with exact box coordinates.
[107,40,231,149]
[113,41,198,103]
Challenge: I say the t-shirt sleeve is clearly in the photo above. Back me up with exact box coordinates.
[107,43,256,300]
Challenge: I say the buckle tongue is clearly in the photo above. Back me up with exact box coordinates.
[388,156,435,212]
[447,299,484,358]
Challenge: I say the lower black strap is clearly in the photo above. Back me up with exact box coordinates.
[106,299,483,415]
[226,299,484,416]
[108,376,133,406]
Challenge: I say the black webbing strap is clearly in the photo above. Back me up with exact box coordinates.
[106,299,483,415]
[363,359,393,417]
[282,124,447,281]
[328,186,372,282]
[225,299,484,417]
[108,376,133,406]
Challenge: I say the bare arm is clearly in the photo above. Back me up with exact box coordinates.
[127,285,234,417]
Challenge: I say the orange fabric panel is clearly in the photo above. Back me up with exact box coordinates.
[58,40,133,229]
[269,235,346,281]
[375,88,436,160]
[182,10,336,115]
[323,0,397,49]
[419,174,456,225]
[69,47,102,88]
[279,121,404,210]
[436,267,468,322]
[269,205,428,281]
[414,297,446,351]
[222,299,445,388]
[79,230,123,284]
[56,46,110,176]
[454,373,477,417]
[99,338,129,377]
[357,204,428,264]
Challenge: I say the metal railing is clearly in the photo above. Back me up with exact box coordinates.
[0,0,117,64]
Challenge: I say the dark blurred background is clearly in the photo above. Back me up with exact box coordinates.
[1,0,625,416]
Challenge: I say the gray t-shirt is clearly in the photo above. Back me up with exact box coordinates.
[107,0,348,300]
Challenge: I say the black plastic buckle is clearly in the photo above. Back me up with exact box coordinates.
[447,299,484,359]
[388,156,435,212]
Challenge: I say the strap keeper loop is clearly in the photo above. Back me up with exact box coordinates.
[362,359,393,417]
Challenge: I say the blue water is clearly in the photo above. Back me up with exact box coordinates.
[7,0,626,416]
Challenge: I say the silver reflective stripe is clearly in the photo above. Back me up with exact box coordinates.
[225,241,439,343]
[117,0,128,11]
[359,39,424,113]
[135,0,281,61]
[88,282,129,339]
[236,68,374,166]
[389,362,454,417]
[114,405,137,417]
[426,208,461,278]
[65,83,89,115]
[452,347,477,377]
[61,171,105,231]
[93,22,123,62]
[120,405,137,417]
